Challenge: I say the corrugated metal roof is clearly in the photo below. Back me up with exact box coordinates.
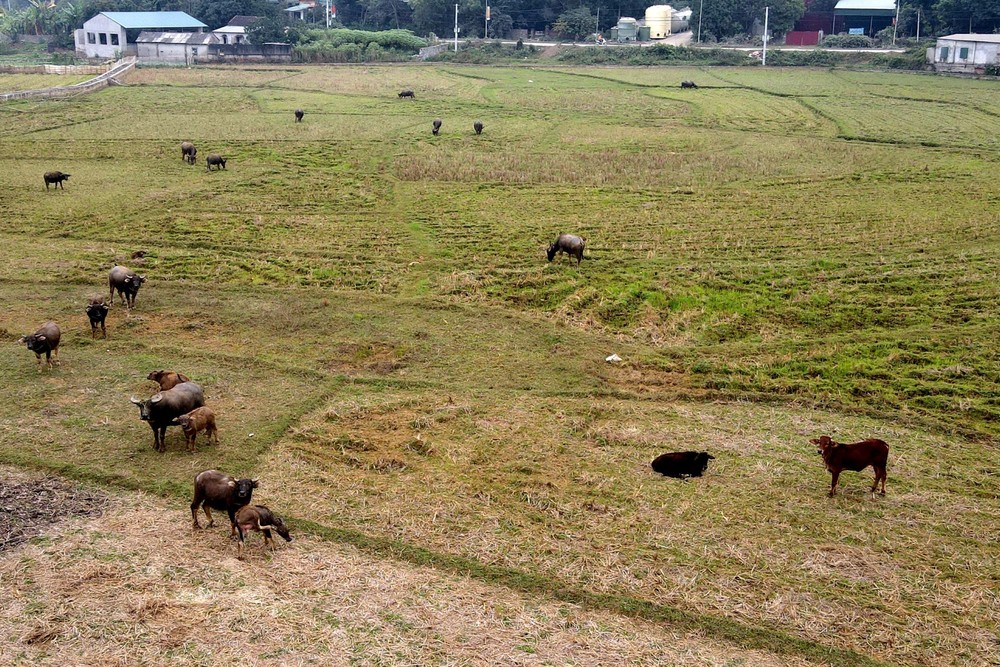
[99,11,207,29]
[214,26,248,34]
[135,31,217,45]
[226,15,261,27]
[284,4,313,12]
[834,0,895,10]
[939,33,1000,44]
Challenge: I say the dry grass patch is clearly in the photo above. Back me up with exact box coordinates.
[0,482,818,667]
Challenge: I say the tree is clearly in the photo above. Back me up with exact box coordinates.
[552,6,594,40]
[692,0,804,40]
[247,14,301,43]
[934,0,1000,34]
[409,0,480,38]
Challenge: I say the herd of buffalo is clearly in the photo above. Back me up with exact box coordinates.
[19,85,892,555]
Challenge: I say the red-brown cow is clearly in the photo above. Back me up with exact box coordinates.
[811,435,889,498]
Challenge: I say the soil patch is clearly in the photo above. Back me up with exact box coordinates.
[0,468,107,552]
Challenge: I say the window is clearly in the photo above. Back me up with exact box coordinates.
[99,33,107,45]
[87,32,96,44]
[940,46,949,60]
[110,33,119,46]
[959,47,969,59]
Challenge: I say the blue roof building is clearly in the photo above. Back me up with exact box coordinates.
[76,11,207,59]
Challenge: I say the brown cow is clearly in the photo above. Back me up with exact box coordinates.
[147,370,191,391]
[811,435,888,498]
[176,406,218,452]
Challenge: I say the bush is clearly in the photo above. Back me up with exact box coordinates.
[821,33,875,48]
[870,46,931,70]
[292,28,427,62]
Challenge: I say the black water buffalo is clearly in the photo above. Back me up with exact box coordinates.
[43,171,70,190]
[474,120,484,135]
[681,80,698,89]
[234,505,292,558]
[85,296,109,338]
[20,321,61,371]
[547,233,586,264]
[191,469,258,535]
[206,154,227,171]
[651,451,715,478]
[294,109,304,122]
[109,265,146,309]
[130,381,205,452]
[432,118,442,135]
[398,90,415,99]
[181,141,197,164]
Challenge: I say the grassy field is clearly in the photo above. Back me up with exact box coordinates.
[0,64,997,666]
[0,73,92,93]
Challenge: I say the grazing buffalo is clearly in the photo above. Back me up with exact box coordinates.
[147,369,191,391]
[235,505,292,559]
[546,233,586,264]
[43,171,70,190]
[206,154,227,171]
[432,118,442,135]
[130,381,204,452]
[474,120,484,135]
[177,406,218,452]
[85,296,109,338]
[681,80,698,89]
[109,265,146,309]
[181,142,197,164]
[191,469,258,535]
[651,451,715,478]
[398,90,415,99]
[811,435,888,498]
[19,321,61,371]
[294,109,304,122]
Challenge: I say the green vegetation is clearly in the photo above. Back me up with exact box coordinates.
[0,64,998,666]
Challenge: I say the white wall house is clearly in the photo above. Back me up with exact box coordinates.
[212,15,261,45]
[136,32,218,64]
[75,11,207,59]
[930,34,1000,73]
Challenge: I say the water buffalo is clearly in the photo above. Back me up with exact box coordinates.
[130,381,205,452]
[177,406,218,452]
[432,118,442,135]
[547,233,586,264]
[235,505,292,559]
[294,109,304,122]
[181,142,197,164]
[681,80,698,89]
[43,171,70,190]
[20,321,61,371]
[191,469,258,535]
[206,154,227,171]
[398,90,415,99]
[109,265,146,309]
[474,120,484,135]
[85,296,109,338]
[147,370,191,391]
[651,451,714,478]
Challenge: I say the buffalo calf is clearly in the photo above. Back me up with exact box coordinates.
[547,233,586,264]
[206,154,227,171]
[235,505,292,559]
[86,296,109,338]
[811,435,888,498]
[177,406,218,452]
[146,369,191,391]
[651,451,714,478]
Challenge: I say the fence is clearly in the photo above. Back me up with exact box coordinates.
[0,56,136,102]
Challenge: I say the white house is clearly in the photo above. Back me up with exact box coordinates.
[75,11,207,59]
[136,32,218,64]
[212,15,261,45]
[929,34,1000,73]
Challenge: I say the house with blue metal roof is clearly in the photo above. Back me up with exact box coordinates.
[75,11,207,59]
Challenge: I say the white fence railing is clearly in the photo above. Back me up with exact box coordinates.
[0,56,137,103]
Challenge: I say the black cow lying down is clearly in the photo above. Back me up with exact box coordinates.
[651,451,715,478]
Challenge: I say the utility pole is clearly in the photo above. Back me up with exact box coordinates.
[484,2,488,39]
[916,8,921,41]
[697,0,704,43]
[454,4,459,52]
[325,0,330,29]
[595,7,600,40]
[762,6,769,66]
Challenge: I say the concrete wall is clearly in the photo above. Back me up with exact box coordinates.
[933,39,1000,72]
[137,41,212,64]
[77,15,125,58]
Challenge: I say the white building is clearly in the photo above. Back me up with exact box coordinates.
[929,34,1000,74]
[212,15,261,45]
[75,11,207,59]
[136,32,218,64]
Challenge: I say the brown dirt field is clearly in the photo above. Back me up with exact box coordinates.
[0,468,820,667]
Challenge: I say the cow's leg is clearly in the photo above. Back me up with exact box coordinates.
[877,467,887,495]
[237,522,246,559]
[263,529,274,550]
[829,470,840,497]
[52,347,59,365]
[101,321,107,338]
[191,497,203,529]
[203,505,214,528]
[228,510,238,538]
[35,353,43,372]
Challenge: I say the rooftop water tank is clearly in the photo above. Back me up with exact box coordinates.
[645,5,672,39]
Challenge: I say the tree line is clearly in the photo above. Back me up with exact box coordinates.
[1,0,998,44]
